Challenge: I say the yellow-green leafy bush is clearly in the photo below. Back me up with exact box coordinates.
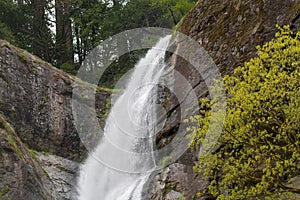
[188,26,300,199]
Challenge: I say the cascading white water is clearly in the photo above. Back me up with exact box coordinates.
[77,35,171,200]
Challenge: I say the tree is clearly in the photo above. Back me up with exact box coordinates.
[151,0,196,26]
[71,0,108,64]
[55,0,74,66]
[0,0,54,63]
[0,22,15,43]
[188,26,300,199]
[31,0,54,62]
[0,0,197,74]
[0,0,18,44]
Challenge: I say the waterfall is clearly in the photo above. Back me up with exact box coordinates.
[77,35,171,200]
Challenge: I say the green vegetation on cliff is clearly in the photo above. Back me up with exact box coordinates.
[0,114,25,161]
[188,26,300,199]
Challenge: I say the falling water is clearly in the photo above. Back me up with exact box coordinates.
[77,35,171,200]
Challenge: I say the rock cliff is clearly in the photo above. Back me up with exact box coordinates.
[0,40,110,199]
[149,0,300,199]
[0,40,110,162]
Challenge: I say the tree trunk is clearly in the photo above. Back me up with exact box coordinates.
[168,7,178,25]
[32,0,52,62]
[55,0,73,67]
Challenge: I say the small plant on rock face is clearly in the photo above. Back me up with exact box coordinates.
[178,194,186,200]
[17,53,28,63]
[187,26,300,199]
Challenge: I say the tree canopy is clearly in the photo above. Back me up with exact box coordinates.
[0,0,196,65]
[188,26,300,199]
[0,0,196,88]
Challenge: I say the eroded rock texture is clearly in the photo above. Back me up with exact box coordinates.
[0,114,53,199]
[0,40,110,161]
[149,0,300,199]
[0,40,109,199]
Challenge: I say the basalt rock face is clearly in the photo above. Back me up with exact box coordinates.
[0,40,110,199]
[0,114,53,199]
[0,114,78,200]
[179,0,300,76]
[0,40,110,161]
[36,153,79,199]
[150,0,300,199]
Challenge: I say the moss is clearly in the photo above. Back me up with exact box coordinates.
[1,42,11,49]
[162,182,178,197]
[178,194,186,200]
[17,53,29,63]
[33,59,41,64]
[42,96,48,106]
[159,155,172,168]
[27,148,41,165]
[0,115,25,161]
[173,13,188,32]
[27,148,51,179]
[0,185,9,198]
[73,75,118,94]
[5,133,24,160]
[97,86,119,93]
[38,96,48,110]
[100,98,111,127]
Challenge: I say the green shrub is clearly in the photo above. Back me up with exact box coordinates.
[187,26,300,199]
[60,62,77,75]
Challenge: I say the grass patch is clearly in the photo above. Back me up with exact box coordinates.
[33,59,41,64]
[1,42,11,49]
[27,148,51,179]
[17,53,29,63]
[0,115,25,161]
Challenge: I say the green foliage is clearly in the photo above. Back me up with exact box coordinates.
[0,22,15,43]
[0,0,198,88]
[178,194,186,200]
[150,0,196,25]
[159,155,173,168]
[0,115,25,161]
[71,0,197,88]
[60,62,77,75]
[0,185,9,198]
[17,53,28,63]
[188,26,300,199]
[0,0,54,63]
